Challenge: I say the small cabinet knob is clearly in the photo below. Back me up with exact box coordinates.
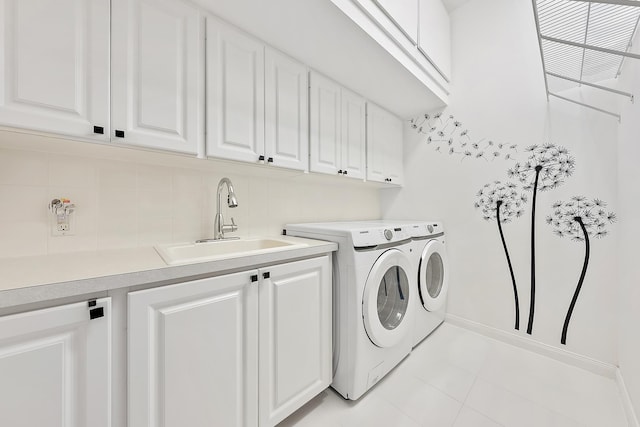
[263,272,270,279]
[93,126,104,135]
[267,157,273,163]
[115,130,125,138]
[343,170,348,175]
[338,170,343,175]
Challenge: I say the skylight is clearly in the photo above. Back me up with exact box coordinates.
[532,0,640,120]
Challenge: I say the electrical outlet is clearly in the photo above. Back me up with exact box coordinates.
[57,224,69,232]
[52,220,73,237]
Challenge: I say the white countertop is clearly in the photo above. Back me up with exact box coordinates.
[0,236,337,309]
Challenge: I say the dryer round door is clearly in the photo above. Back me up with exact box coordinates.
[363,249,415,348]
[418,240,449,312]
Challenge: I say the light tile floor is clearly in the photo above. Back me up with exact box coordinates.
[277,323,628,427]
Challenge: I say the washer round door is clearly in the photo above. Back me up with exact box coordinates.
[363,248,415,348]
[418,239,449,312]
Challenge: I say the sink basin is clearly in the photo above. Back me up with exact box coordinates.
[155,238,309,266]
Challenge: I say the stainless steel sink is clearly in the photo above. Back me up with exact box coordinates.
[155,238,308,266]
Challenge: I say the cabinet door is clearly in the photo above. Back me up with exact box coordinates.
[309,72,341,176]
[418,0,451,81]
[0,298,111,427]
[0,0,109,140]
[374,0,419,44]
[341,89,366,180]
[386,113,404,185]
[259,256,332,427]
[367,103,404,185]
[207,16,265,164]
[366,103,388,183]
[129,272,259,427]
[111,0,202,154]
[265,48,309,172]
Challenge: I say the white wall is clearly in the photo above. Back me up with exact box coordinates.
[617,31,640,418]
[0,130,380,258]
[381,0,619,363]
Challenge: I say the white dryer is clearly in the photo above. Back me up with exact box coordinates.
[284,221,416,400]
[408,222,449,347]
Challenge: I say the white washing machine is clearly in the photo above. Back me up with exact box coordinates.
[284,221,417,400]
[370,221,449,347]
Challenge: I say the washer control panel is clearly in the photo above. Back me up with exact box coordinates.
[351,226,411,247]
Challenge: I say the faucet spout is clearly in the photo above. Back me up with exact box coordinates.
[214,177,239,240]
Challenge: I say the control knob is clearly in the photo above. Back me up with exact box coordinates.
[384,229,393,241]
[427,224,434,233]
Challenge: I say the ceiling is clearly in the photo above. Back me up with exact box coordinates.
[441,0,473,13]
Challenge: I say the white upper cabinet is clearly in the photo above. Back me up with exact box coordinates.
[374,0,418,44]
[418,0,451,81]
[367,103,404,186]
[0,0,110,140]
[0,298,111,427]
[111,0,202,154]
[207,16,265,164]
[310,72,365,180]
[264,48,309,172]
[340,88,366,180]
[309,73,341,175]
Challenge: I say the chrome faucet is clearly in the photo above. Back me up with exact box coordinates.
[213,177,239,240]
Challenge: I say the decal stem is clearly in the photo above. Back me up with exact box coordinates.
[561,217,590,345]
[496,201,520,330]
[527,165,543,335]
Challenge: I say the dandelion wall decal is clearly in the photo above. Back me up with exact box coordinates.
[475,181,528,330]
[507,143,576,335]
[409,111,518,162]
[546,197,616,345]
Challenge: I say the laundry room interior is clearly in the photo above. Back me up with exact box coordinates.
[0,0,638,426]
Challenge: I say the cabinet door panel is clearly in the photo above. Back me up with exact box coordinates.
[207,17,264,163]
[0,0,109,139]
[375,0,419,44]
[366,103,388,183]
[366,103,404,185]
[259,257,332,427]
[341,89,366,180]
[418,0,451,81]
[111,0,201,153]
[309,72,341,175]
[386,112,404,185]
[129,272,258,427]
[265,48,309,172]
[0,299,111,427]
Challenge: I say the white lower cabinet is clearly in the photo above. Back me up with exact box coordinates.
[128,255,332,427]
[259,257,332,427]
[0,298,112,427]
[128,270,259,427]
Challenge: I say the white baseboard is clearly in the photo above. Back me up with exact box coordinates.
[445,314,617,379]
[617,368,640,427]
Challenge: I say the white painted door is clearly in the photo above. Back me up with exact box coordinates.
[0,0,109,140]
[111,0,202,154]
[367,103,404,185]
[0,298,111,427]
[374,0,419,44]
[265,48,309,172]
[340,88,366,180]
[259,256,332,427]
[309,72,341,176]
[418,0,451,81]
[207,16,265,164]
[129,271,259,427]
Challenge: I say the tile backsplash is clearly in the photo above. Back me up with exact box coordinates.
[0,145,381,258]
